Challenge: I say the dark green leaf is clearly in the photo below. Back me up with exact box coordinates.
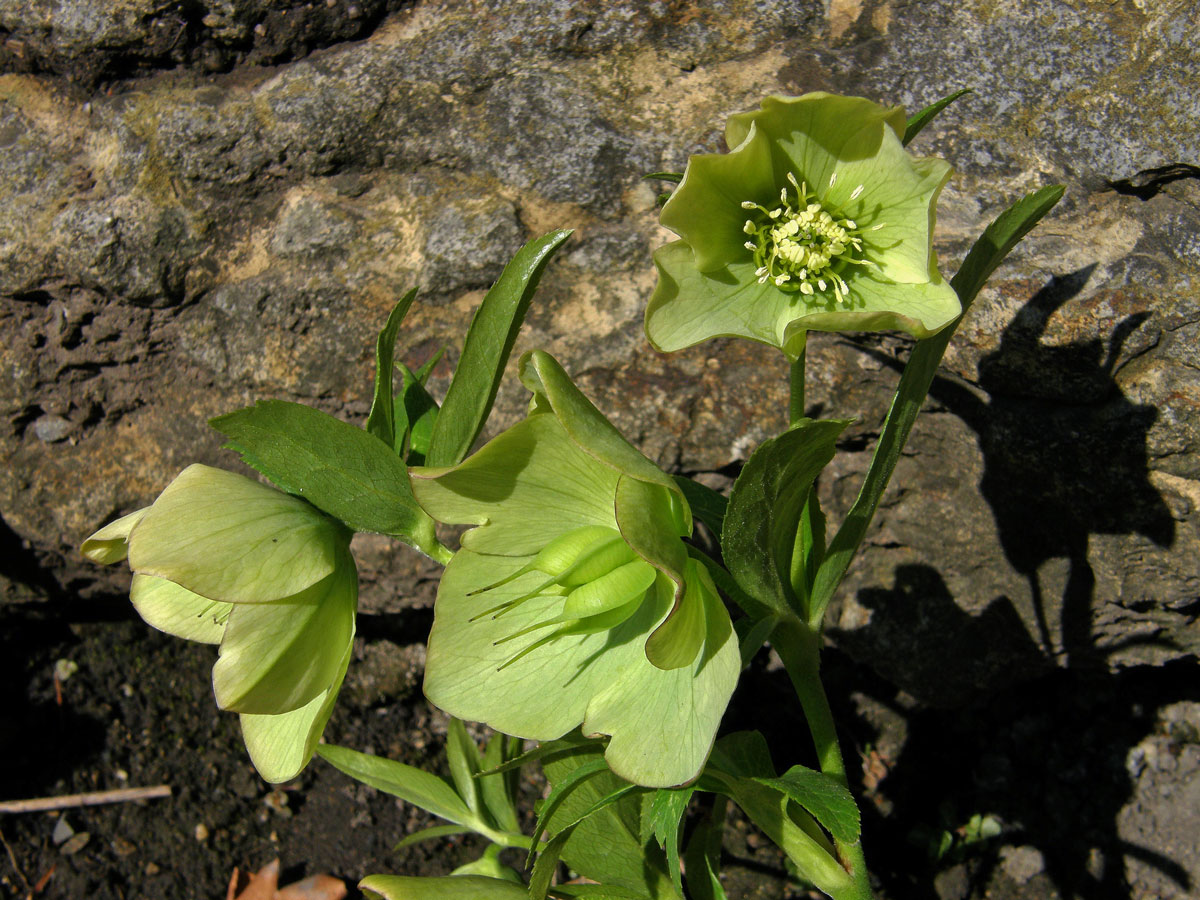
[478,732,521,834]
[708,731,775,780]
[542,749,679,900]
[530,758,611,856]
[682,815,727,900]
[735,614,776,668]
[643,172,683,183]
[397,362,440,464]
[210,400,437,549]
[810,185,1064,624]
[721,419,848,618]
[755,766,861,844]
[788,488,825,615]
[446,717,482,815]
[366,288,418,449]
[642,788,693,897]
[426,229,572,467]
[687,546,770,621]
[902,88,973,146]
[317,744,471,826]
[530,827,577,900]
[548,886,651,900]
[673,475,727,534]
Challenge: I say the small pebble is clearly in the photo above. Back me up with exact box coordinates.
[145,862,160,876]
[111,837,137,857]
[33,415,72,443]
[61,832,90,855]
[194,823,209,842]
[51,817,74,846]
[54,659,78,682]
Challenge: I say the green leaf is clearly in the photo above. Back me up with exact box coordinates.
[317,744,474,827]
[542,748,681,900]
[530,827,577,900]
[210,399,437,549]
[672,476,727,535]
[452,845,522,882]
[366,288,418,449]
[755,766,861,844]
[446,717,482,815]
[681,815,727,900]
[547,885,651,900]
[394,825,471,851]
[903,88,973,146]
[426,229,572,467]
[708,731,775,780]
[642,788,694,897]
[721,419,848,618]
[530,757,611,854]
[809,185,1064,625]
[397,361,440,463]
[643,172,683,183]
[478,732,521,834]
[360,875,528,900]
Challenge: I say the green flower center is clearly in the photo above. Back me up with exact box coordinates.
[741,173,870,304]
[469,525,657,670]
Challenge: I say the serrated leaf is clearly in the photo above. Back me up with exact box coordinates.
[542,748,680,900]
[810,185,1064,624]
[317,744,472,827]
[754,765,861,844]
[721,419,848,618]
[426,229,572,467]
[641,788,693,897]
[360,874,528,900]
[672,475,727,534]
[530,757,611,856]
[210,400,437,550]
[902,88,973,146]
[366,288,418,449]
[529,826,576,900]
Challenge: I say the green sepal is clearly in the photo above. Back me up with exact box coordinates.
[903,88,973,146]
[128,574,230,644]
[80,507,149,564]
[426,229,572,467]
[366,287,419,450]
[721,419,848,619]
[239,641,350,783]
[210,400,438,552]
[127,464,344,604]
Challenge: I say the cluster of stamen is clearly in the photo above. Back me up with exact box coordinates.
[741,172,874,305]
[467,525,656,671]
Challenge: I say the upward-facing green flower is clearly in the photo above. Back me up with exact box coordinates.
[82,465,357,783]
[410,351,740,788]
[645,92,961,357]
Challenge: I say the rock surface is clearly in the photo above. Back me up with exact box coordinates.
[1,1,1197,898]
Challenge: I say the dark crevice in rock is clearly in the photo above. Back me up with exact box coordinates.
[1106,164,1200,201]
[0,0,414,91]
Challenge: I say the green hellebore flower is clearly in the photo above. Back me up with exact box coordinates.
[410,350,740,788]
[645,92,961,357]
[81,464,357,783]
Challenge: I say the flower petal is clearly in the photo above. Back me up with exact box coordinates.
[781,259,961,345]
[423,550,739,787]
[412,414,620,556]
[129,574,231,644]
[212,551,357,714]
[128,464,344,604]
[646,241,793,352]
[81,507,149,565]
[239,643,351,783]
[659,121,778,272]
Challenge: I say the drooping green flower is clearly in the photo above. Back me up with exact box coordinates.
[645,92,961,358]
[81,464,357,783]
[410,350,740,788]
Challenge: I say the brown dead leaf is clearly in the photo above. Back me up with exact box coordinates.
[226,859,346,900]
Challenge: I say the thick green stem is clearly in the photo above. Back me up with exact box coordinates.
[789,346,807,427]
[773,617,874,900]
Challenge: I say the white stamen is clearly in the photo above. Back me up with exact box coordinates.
[829,172,837,187]
[741,201,757,209]
[744,241,756,250]
[850,184,864,200]
[872,223,886,230]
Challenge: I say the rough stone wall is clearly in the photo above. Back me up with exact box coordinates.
[1,1,1197,896]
